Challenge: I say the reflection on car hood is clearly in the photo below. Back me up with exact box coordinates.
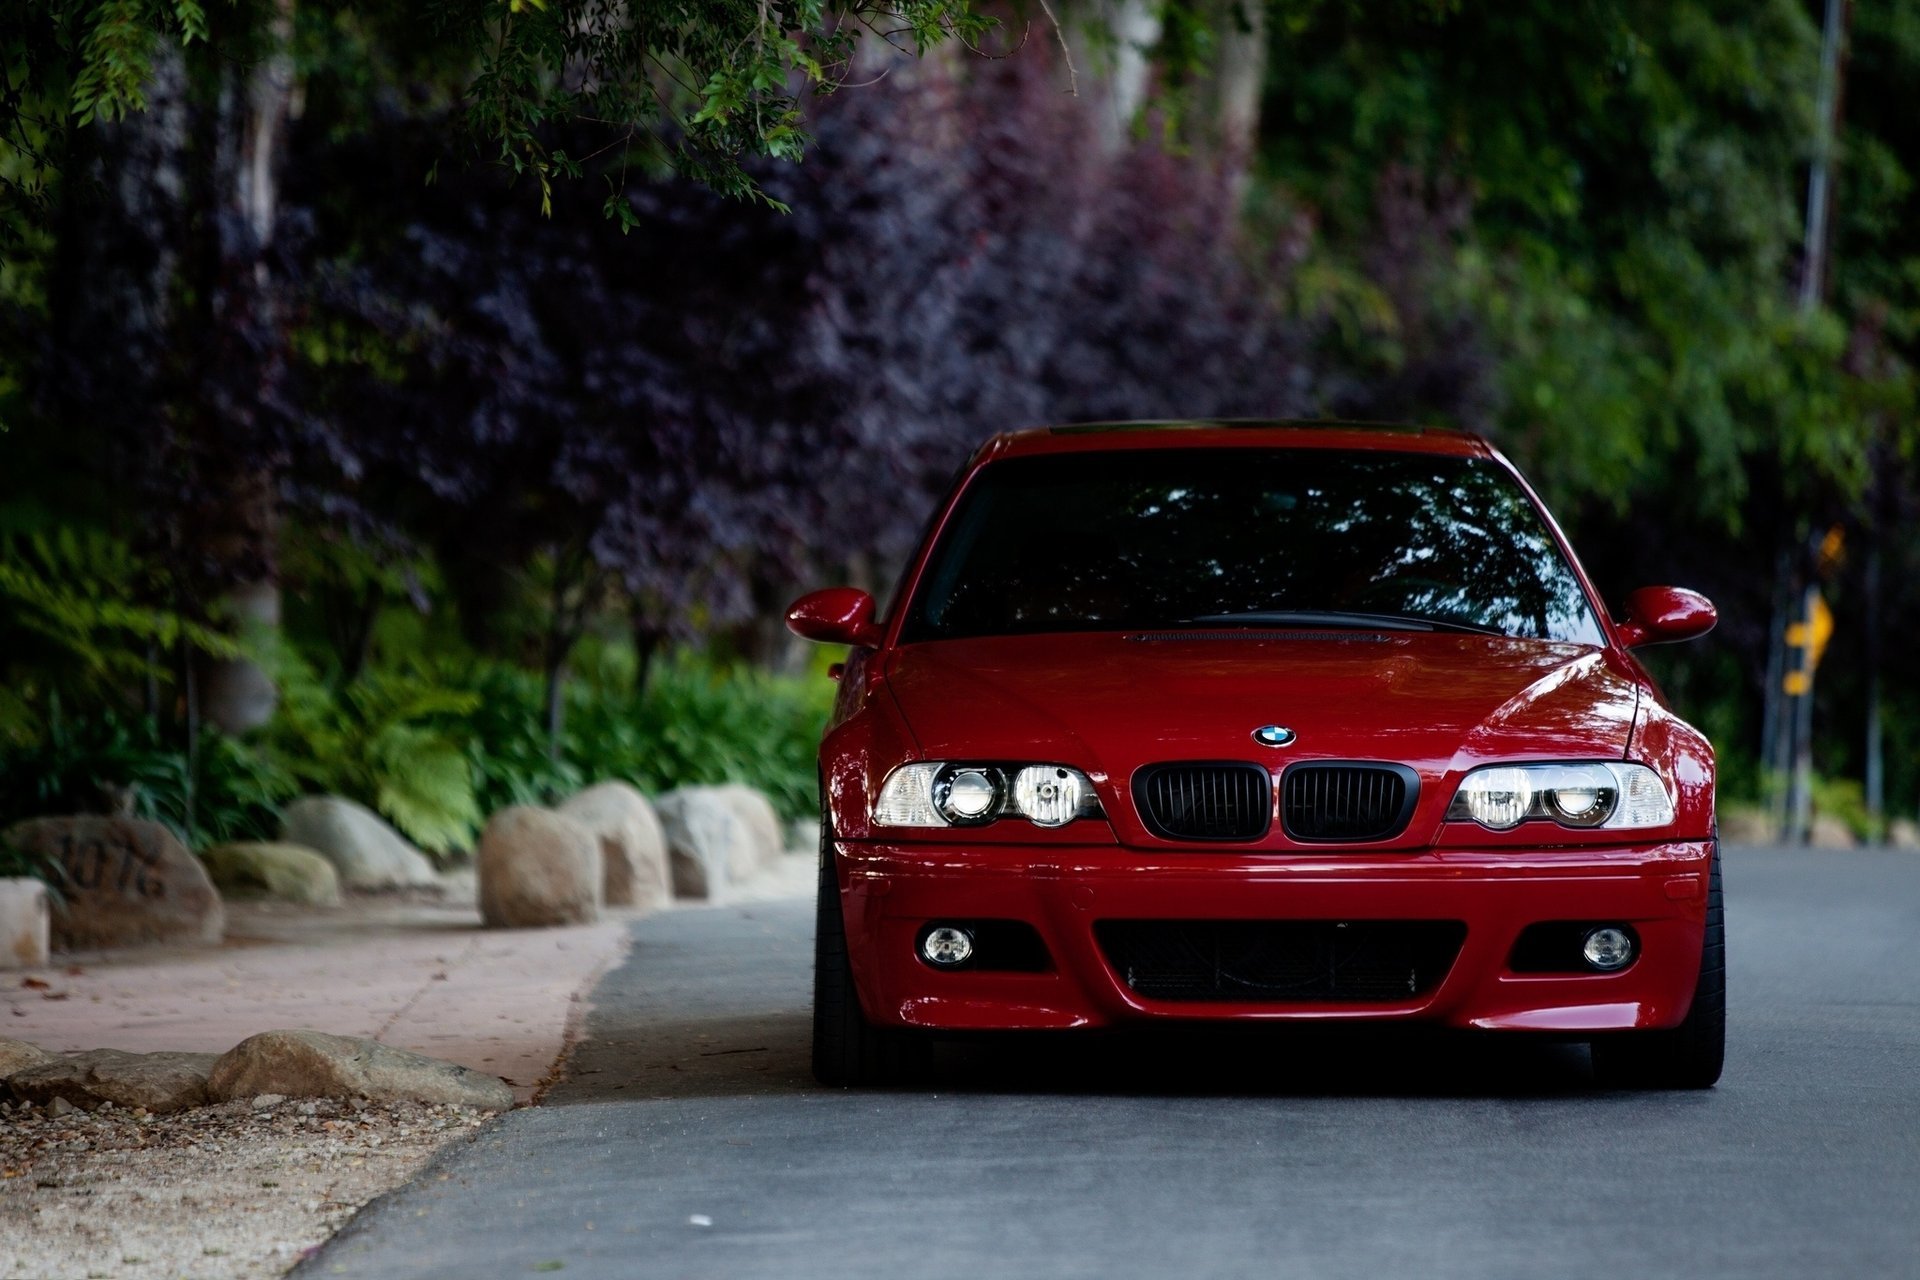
[886,631,1640,780]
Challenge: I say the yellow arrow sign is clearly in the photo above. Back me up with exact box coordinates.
[1783,591,1834,694]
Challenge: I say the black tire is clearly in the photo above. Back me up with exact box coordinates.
[1590,842,1726,1089]
[812,819,928,1086]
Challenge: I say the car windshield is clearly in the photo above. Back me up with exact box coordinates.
[901,449,1605,645]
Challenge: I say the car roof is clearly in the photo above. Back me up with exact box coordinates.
[975,419,1495,464]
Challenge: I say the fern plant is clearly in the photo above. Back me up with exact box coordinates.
[268,651,483,858]
[0,705,291,848]
[0,527,238,737]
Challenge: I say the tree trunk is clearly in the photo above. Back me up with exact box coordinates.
[196,0,298,735]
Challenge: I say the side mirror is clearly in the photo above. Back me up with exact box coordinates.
[1616,586,1716,648]
[786,587,884,648]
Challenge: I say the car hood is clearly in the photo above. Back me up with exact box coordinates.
[884,632,1642,845]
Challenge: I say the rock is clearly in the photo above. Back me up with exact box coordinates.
[1809,813,1858,850]
[711,784,786,870]
[2,818,224,951]
[199,842,343,906]
[207,1030,513,1110]
[0,877,51,968]
[476,807,601,928]
[558,782,671,911]
[251,1092,286,1109]
[1888,818,1920,850]
[280,797,440,891]
[6,1048,218,1113]
[655,788,758,900]
[1716,806,1775,847]
[46,1095,75,1118]
[0,1037,57,1080]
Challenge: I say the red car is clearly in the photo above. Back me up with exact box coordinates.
[788,421,1723,1089]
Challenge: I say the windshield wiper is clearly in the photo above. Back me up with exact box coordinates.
[1181,610,1509,637]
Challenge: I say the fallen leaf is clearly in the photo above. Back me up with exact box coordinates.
[41,992,69,1002]
[532,1263,565,1273]
[20,978,49,990]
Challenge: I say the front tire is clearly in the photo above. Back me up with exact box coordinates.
[812,821,928,1086]
[1590,842,1726,1089]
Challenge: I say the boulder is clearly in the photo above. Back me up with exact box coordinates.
[207,1029,512,1110]
[1888,818,1920,850]
[558,782,671,911]
[0,1037,56,1080]
[1809,813,1858,850]
[281,796,440,891]
[712,784,786,870]
[0,877,51,968]
[1716,806,1775,847]
[200,842,342,906]
[476,806,602,928]
[2,817,223,951]
[6,1048,217,1113]
[655,788,758,900]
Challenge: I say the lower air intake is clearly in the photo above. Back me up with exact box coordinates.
[1096,919,1467,1003]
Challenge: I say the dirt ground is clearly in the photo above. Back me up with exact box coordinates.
[0,1095,492,1280]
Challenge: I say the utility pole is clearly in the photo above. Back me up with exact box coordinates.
[1865,538,1884,838]
[1778,0,1850,842]
[1798,0,1850,311]
[1783,578,1834,844]
[1759,547,1791,825]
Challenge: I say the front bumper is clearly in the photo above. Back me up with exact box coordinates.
[835,840,1713,1034]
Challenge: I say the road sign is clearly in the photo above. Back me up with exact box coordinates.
[1783,591,1833,694]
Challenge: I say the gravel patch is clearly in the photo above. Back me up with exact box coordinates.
[0,1095,494,1279]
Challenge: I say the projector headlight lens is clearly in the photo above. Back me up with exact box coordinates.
[1448,762,1672,831]
[934,767,1002,825]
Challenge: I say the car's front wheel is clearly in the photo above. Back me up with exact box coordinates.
[812,819,929,1086]
[1589,842,1726,1089]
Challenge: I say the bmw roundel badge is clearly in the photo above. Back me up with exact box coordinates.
[1252,725,1297,748]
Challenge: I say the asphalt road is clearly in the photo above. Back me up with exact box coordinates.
[304,847,1920,1279]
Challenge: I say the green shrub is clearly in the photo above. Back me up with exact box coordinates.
[0,828,62,900]
[560,652,831,819]
[268,651,484,858]
[0,706,291,847]
[0,528,238,731]
[452,660,584,814]
[1811,774,1876,842]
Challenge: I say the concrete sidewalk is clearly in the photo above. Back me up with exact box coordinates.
[2,894,630,1104]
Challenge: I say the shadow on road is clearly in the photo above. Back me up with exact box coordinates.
[549,898,1620,1105]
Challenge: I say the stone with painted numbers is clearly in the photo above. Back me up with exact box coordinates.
[2,817,224,952]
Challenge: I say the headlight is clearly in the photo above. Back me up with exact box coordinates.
[1012,765,1087,828]
[1447,762,1673,831]
[873,762,1102,829]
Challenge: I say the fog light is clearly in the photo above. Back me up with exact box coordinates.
[921,925,975,968]
[1581,926,1635,972]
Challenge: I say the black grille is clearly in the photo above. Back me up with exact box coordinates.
[1097,919,1467,1003]
[1133,763,1272,841]
[1280,762,1419,842]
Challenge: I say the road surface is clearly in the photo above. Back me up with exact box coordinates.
[304,847,1920,1279]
